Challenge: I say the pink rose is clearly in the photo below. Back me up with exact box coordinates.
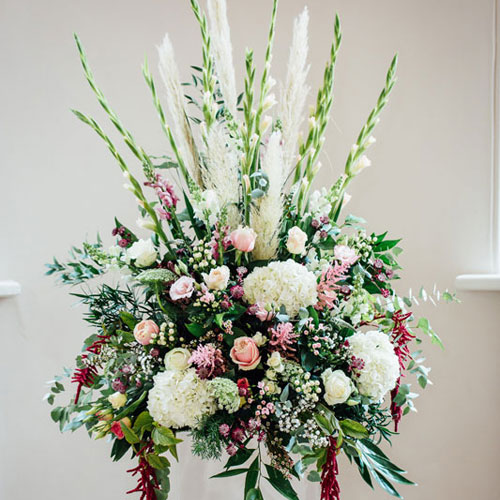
[230,337,261,371]
[334,245,358,266]
[133,320,159,346]
[230,226,257,253]
[254,303,274,322]
[169,276,195,301]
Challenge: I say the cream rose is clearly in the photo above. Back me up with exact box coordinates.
[133,319,159,346]
[252,332,268,347]
[108,392,127,410]
[127,239,157,268]
[266,351,284,373]
[321,368,353,406]
[230,337,261,371]
[165,348,191,371]
[286,226,308,254]
[169,276,195,301]
[202,265,230,291]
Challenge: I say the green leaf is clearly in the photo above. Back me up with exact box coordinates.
[374,239,401,252]
[186,323,205,338]
[307,470,321,482]
[245,458,260,495]
[265,465,299,500]
[211,468,248,478]
[372,471,403,498]
[340,419,369,439]
[133,411,154,435]
[110,437,131,462]
[119,311,137,331]
[121,422,140,444]
[152,427,182,447]
[225,447,255,469]
[146,453,170,470]
[245,488,263,500]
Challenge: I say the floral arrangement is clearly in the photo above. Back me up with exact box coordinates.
[45,1,456,499]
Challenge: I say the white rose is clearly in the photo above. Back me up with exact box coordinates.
[164,348,191,371]
[252,332,268,347]
[127,239,157,268]
[321,368,353,406]
[286,226,308,255]
[267,351,284,372]
[108,392,127,409]
[202,265,230,291]
[334,245,358,266]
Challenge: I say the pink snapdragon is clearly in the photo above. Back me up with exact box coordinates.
[144,174,179,220]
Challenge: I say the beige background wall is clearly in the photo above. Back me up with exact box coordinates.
[1,0,499,499]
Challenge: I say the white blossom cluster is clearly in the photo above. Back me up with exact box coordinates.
[148,368,216,428]
[349,330,400,402]
[243,260,318,317]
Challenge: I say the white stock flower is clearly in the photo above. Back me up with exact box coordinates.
[348,330,400,402]
[164,348,191,371]
[126,239,157,268]
[321,369,353,406]
[243,260,318,318]
[193,189,220,226]
[308,188,332,217]
[202,265,230,290]
[148,368,216,429]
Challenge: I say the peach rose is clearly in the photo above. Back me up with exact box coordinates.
[169,276,195,301]
[133,319,159,346]
[230,226,257,253]
[286,226,308,254]
[230,337,261,371]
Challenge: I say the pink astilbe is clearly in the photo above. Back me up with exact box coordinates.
[189,344,226,379]
[269,322,298,353]
[144,173,179,220]
[315,261,351,310]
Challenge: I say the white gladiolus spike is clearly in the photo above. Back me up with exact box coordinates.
[207,0,237,117]
[158,34,201,185]
[252,131,285,260]
[202,123,241,228]
[351,155,372,175]
[280,7,310,174]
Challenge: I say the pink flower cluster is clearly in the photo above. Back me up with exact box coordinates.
[269,322,298,353]
[145,174,179,220]
[189,344,226,379]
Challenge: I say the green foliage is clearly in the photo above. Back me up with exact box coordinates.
[190,413,231,460]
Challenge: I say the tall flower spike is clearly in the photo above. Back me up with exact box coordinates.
[158,33,202,186]
[202,123,241,228]
[207,0,237,117]
[251,131,285,260]
[280,7,310,175]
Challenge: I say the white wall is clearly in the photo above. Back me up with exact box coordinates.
[1,0,499,499]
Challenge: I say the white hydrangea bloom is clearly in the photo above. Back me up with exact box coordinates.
[348,330,400,402]
[148,368,216,429]
[243,259,318,317]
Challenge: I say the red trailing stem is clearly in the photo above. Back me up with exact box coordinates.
[321,437,341,500]
[126,442,159,500]
[389,311,414,431]
[71,334,109,404]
